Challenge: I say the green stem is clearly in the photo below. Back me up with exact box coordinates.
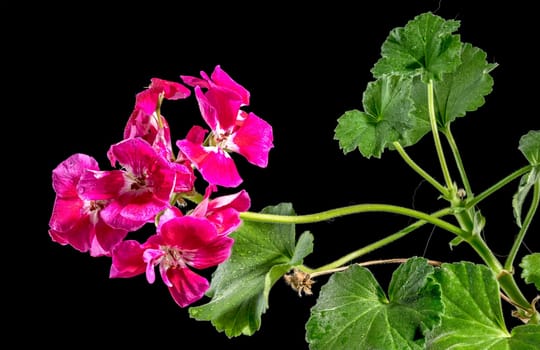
[442,125,473,198]
[392,141,448,197]
[504,174,540,270]
[465,165,533,209]
[462,233,532,311]
[427,79,454,190]
[310,208,452,272]
[240,204,469,239]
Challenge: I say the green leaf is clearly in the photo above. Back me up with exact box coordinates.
[306,257,442,349]
[512,168,540,228]
[519,130,540,166]
[188,203,314,337]
[425,262,519,349]
[505,325,540,349]
[520,253,540,290]
[408,43,497,146]
[334,74,414,158]
[414,43,496,127]
[372,12,462,83]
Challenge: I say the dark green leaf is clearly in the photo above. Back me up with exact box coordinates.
[408,43,497,145]
[433,43,496,127]
[306,257,442,349]
[372,12,462,82]
[334,74,414,158]
[425,262,518,349]
[512,168,539,228]
[189,203,313,337]
[519,130,540,166]
[520,253,540,290]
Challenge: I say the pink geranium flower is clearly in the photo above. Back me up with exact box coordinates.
[123,78,195,193]
[191,185,251,235]
[177,65,274,187]
[123,78,190,159]
[49,153,128,256]
[110,215,234,308]
[77,138,177,231]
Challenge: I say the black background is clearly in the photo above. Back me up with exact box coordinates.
[14,0,539,347]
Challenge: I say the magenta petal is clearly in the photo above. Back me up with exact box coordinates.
[149,78,191,100]
[166,267,210,308]
[194,87,219,131]
[210,65,250,105]
[77,169,125,200]
[209,190,251,212]
[160,216,218,248]
[52,153,99,197]
[110,240,148,278]
[48,217,93,254]
[232,112,274,167]
[99,200,153,232]
[93,219,129,253]
[177,140,242,187]
[189,234,234,269]
[160,216,234,269]
[134,89,160,115]
[49,197,84,232]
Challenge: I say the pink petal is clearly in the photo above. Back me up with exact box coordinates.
[77,169,125,200]
[188,234,234,269]
[93,219,129,253]
[231,112,274,167]
[52,154,99,197]
[160,216,218,248]
[177,140,242,188]
[110,240,148,278]
[166,267,210,308]
[210,65,250,105]
[149,78,191,100]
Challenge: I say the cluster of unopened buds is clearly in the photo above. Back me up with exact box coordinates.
[48,65,274,307]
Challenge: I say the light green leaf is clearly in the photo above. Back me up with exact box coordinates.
[519,130,540,166]
[520,253,540,290]
[512,168,540,228]
[306,257,442,349]
[372,12,462,83]
[425,262,519,349]
[408,43,497,145]
[334,74,414,158]
[189,203,313,337]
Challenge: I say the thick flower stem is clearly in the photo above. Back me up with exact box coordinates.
[240,204,468,238]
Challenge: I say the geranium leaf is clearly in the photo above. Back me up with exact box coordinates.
[188,203,313,337]
[334,74,414,158]
[424,262,538,349]
[371,12,462,83]
[410,43,496,129]
[519,130,540,166]
[306,257,442,349]
[512,168,539,228]
[520,253,540,291]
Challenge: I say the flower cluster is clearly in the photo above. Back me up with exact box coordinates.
[48,65,274,307]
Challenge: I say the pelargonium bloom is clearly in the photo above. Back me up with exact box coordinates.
[123,78,196,193]
[123,78,191,161]
[110,215,234,308]
[49,153,128,256]
[191,185,251,235]
[177,65,274,187]
[77,138,177,232]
